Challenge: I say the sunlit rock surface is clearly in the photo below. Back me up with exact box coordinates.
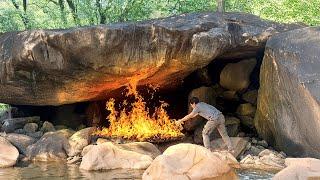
[254,27,320,158]
[0,12,299,105]
[0,136,19,168]
[80,142,153,170]
[142,143,238,180]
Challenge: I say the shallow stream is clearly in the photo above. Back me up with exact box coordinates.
[0,162,276,180]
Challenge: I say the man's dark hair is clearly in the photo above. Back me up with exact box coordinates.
[189,97,200,104]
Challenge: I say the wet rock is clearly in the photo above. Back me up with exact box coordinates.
[23,123,38,133]
[80,142,153,170]
[274,158,320,180]
[2,133,35,155]
[40,121,55,133]
[26,131,70,161]
[185,86,218,131]
[1,116,40,133]
[193,116,240,144]
[242,90,258,105]
[211,137,249,158]
[67,127,94,157]
[67,155,81,164]
[0,13,299,106]
[220,59,257,91]
[255,27,320,158]
[142,143,238,180]
[236,103,256,117]
[0,136,19,168]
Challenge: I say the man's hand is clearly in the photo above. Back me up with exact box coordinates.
[175,119,184,130]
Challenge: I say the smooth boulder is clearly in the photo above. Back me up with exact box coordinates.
[142,143,237,180]
[80,142,153,171]
[255,27,320,158]
[220,59,256,91]
[273,158,320,180]
[26,131,70,161]
[68,127,94,157]
[0,136,19,168]
[2,133,35,155]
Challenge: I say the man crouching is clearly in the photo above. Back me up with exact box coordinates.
[176,96,234,153]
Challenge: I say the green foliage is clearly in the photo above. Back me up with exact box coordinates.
[0,0,319,33]
[0,103,10,114]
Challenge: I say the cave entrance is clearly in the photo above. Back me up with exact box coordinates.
[8,48,264,144]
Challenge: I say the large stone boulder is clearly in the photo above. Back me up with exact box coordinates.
[142,143,237,180]
[68,127,94,157]
[273,158,320,180]
[220,58,257,91]
[80,142,153,170]
[0,13,299,106]
[2,133,35,155]
[0,136,19,168]
[255,27,320,158]
[26,131,70,161]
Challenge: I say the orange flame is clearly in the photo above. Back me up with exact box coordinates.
[94,80,183,142]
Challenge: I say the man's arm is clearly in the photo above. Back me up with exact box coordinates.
[179,111,198,123]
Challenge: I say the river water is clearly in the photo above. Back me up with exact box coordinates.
[0,162,275,180]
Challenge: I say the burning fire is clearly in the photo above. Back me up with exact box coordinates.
[94,80,184,142]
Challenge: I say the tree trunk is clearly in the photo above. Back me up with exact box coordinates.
[11,0,30,29]
[95,0,106,24]
[66,0,80,25]
[216,0,225,13]
[58,0,67,25]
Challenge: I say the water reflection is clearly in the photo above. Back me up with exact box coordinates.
[0,162,275,180]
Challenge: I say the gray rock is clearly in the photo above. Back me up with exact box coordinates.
[14,128,25,134]
[26,131,70,161]
[255,27,320,158]
[0,13,300,106]
[257,140,268,148]
[3,133,36,155]
[26,131,43,139]
[23,123,38,133]
[1,116,40,133]
[67,127,94,157]
[40,121,55,133]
